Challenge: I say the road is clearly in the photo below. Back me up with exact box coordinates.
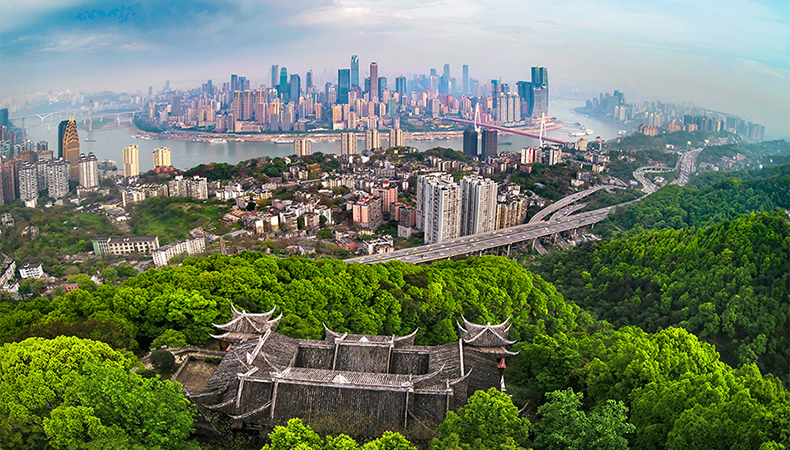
[529,185,621,223]
[671,148,703,186]
[346,206,616,265]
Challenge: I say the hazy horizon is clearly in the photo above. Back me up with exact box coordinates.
[2,0,788,137]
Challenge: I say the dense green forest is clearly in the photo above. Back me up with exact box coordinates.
[1,254,788,449]
[535,212,790,385]
[596,165,789,237]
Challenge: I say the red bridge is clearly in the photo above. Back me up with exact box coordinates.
[445,118,570,146]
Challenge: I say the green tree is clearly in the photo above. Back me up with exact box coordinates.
[262,418,324,450]
[151,329,189,349]
[0,336,195,449]
[150,349,176,372]
[361,431,417,450]
[432,388,530,450]
[532,388,634,450]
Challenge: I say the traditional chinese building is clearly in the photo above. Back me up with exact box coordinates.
[188,304,517,432]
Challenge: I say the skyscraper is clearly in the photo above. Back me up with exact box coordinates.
[78,152,99,188]
[231,74,239,92]
[279,68,289,101]
[271,65,279,88]
[58,119,80,179]
[395,76,407,97]
[369,62,379,102]
[378,77,387,100]
[440,64,450,95]
[152,147,171,168]
[462,65,469,94]
[463,128,478,157]
[338,69,351,104]
[460,175,498,236]
[123,144,140,178]
[481,129,498,160]
[365,129,381,151]
[289,74,301,103]
[351,55,359,88]
[306,71,313,92]
[340,133,357,155]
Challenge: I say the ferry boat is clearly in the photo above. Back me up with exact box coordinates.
[208,138,227,144]
[618,130,628,136]
[272,139,293,144]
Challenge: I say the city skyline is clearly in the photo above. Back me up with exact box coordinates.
[0,0,787,136]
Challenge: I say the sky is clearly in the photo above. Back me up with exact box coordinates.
[1,0,789,137]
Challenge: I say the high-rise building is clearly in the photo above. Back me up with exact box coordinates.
[294,138,311,157]
[463,128,478,157]
[289,74,301,103]
[460,175,498,236]
[123,144,140,178]
[481,129,498,160]
[395,76,407,97]
[47,159,70,199]
[271,65,279,88]
[279,68,289,101]
[1,160,17,203]
[78,152,99,188]
[421,176,462,244]
[532,67,549,87]
[58,119,80,178]
[306,71,313,92]
[369,62,379,101]
[365,129,381,151]
[338,69,351,104]
[351,55,360,88]
[545,147,562,165]
[231,74,239,92]
[520,147,537,164]
[416,172,453,230]
[378,77,387,100]
[462,65,469,94]
[340,133,357,155]
[19,163,38,203]
[389,128,404,147]
[152,147,171,168]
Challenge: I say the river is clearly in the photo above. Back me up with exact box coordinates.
[23,99,622,172]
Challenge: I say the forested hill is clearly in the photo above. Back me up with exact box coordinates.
[597,164,789,237]
[534,212,790,385]
[0,256,580,351]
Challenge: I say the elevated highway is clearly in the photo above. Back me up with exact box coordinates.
[528,184,622,223]
[346,206,615,265]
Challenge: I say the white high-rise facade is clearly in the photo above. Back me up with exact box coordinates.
[294,138,312,157]
[19,163,38,202]
[123,145,140,178]
[152,147,171,168]
[421,177,461,244]
[416,173,454,230]
[365,129,381,151]
[47,159,70,199]
[460,175,498,236]
[340,133,357,156]
[389,128,404,147]
[78,152,99,188]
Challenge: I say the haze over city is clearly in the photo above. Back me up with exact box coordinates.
[1,0,788,137]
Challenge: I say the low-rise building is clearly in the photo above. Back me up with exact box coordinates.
[92,236,160,256]
[18,261,43,279]
[151,237,206,268]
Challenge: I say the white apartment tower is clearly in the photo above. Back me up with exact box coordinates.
[78,152,99,188]
[152,147,171,168]
[294,138,312,157]
[422,177,462,244]
[389,128,404,147]
[460,175,498,236]
[123,144,140,178]
[18,163,39,203]
[47,159,70,199]
[416,172,454,230]
[340,133,357,156]
[365,129,381,152]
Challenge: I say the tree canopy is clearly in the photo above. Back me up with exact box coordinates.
[0,336,195,449]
